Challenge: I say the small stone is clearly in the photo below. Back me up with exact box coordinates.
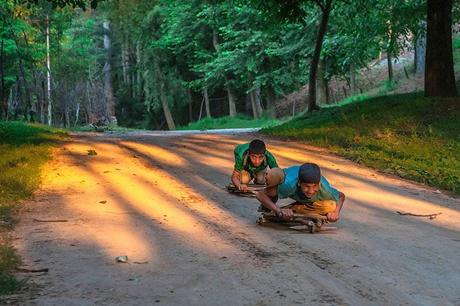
[115,256,128,263]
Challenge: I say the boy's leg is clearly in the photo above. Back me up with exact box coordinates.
[240,170,252,184]
[253,167,268,185]
[289,200,336,217]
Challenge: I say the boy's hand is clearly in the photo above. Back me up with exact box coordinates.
[238,184,248,192]
[277,208,294,220]
[326,211,340,222]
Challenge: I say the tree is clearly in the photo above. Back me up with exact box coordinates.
[424,0,457,97]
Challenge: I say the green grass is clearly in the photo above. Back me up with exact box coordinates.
[178,114,284,130]
[0,121,65,294]
[70,123,142,133]
[324,93,370,108]
[263,93,460,194]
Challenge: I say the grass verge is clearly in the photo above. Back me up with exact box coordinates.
[178,114,284,130]
[0,121,65,294]
[262,93,460,194]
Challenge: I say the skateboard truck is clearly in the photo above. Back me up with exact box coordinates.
[257,212,328,233]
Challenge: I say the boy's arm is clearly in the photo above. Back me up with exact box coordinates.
[232,148,247,191]
[266,151,278,168]
[231,170,247,192]
[327,191,345,222]
[256,187,293,219]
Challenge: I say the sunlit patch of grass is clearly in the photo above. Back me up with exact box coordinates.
[263,93,460,193]
[0,121,65,295]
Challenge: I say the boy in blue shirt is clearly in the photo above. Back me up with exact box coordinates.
[256,163,345,222]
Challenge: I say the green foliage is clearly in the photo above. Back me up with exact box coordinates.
[0,243,21,273]
[0,271,25,295]
[179,114,283,130]
[324,93,370,107]
[263,94,460,193]
[26,0,100,10]
[454,37,460,49]
[377,79,398,94]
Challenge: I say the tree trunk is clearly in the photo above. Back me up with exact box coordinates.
[316,59,328,105]
[46,15,52,126]
[86,80,95,124]
[265,86,276,118]
[11,35,32,122]
[75,102,80,126]
[103,21,117,124]
[250,90,259,119]
[307,0,332,112]
[387,52,393,82]
[64,104,70,128]
[226,83,237,117]
[188,87,193,123]
[121,41,128,84]
[349,62,356,95]
[254,85,263,117]
[0,40,6,119]
[136,42,142,98]
[415,22,426,76]
[159,81,175,130]
[40,80,46,124]
[203,87,211,118]
[154,60,175,130]
[212,28,236,117]
[425,0,456,96]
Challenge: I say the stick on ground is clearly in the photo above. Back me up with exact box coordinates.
[396,211,442,220]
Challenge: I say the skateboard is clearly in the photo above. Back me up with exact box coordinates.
[226,183,265,197]
[256,212,330,233]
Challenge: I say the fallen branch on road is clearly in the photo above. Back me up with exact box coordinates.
[33,218,68,222]
[16,267,49,273]
[396,211,442,220]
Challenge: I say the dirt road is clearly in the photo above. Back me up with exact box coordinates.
[7,131,460,305]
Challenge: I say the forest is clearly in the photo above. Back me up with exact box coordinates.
[0,0,458,130]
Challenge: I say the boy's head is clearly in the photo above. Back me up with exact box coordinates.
[298,163,321,198]
[248,139,266,167]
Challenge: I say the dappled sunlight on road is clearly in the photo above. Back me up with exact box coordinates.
[15,132,460,306]
[41,136,274,264]
[345,187,460,230]
[120,141,188,167]
[42,147,157,263]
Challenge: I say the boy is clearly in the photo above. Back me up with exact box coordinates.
[256,163,345,222]
[231,139,278,192]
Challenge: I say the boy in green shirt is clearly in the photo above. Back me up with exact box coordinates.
[231,139,278,192]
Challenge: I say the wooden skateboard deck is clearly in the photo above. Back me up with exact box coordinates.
[226,183,265,197]
[257,212,332,233]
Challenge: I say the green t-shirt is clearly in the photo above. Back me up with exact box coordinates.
[233,142,278,176]
[277,166,340,204]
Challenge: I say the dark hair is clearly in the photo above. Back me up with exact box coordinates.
[248,139,266,154]
[298,163,321,184]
